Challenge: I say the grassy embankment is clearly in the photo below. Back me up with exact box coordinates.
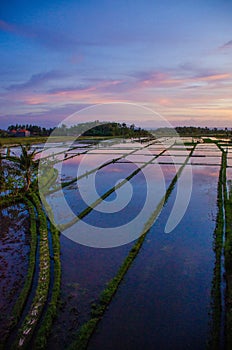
[0,135,124,147]
[68,143,196,350]
[11,192,61,350]
[209,143,232,349]
[0,136,50,146]
[33,220,61,349]
[12,193,50,349]
[31,190,61,349]
[207,149,225,349]
[224,149,232,349]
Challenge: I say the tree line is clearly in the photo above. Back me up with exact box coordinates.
[175,126,232,136]
[7,124,53,136]
[153,126,232,137]
[4,122,151,137]
[52,121,151,137]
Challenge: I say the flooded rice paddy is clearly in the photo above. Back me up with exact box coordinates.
[0,139,229,349]
[0,204,30,340]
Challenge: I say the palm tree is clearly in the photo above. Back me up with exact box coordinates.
[3,144,37,192]
[19,144,37,191]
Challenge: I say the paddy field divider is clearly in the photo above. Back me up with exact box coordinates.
[68,143,196,350]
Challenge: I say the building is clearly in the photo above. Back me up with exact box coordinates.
[9,129,30,137]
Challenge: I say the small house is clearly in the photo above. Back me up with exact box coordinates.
[8,129,30,137]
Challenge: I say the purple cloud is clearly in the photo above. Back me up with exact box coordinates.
[0,18,136,51]
[220,39,232,50]
[6,71,67,91]
[48,85,92,94]
[0,103,92,129]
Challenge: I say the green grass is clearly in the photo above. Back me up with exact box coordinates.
[0,135,124,147]
[205,144,232,348]
[223,150,232,349]
[38,167,59,193]
[33,193,61,349]
[0,193,24,209]
[0,136,49,146]
[33,222,61,349]
[4,192,62,350]
[12,193,50,349]
[207,150,225,349]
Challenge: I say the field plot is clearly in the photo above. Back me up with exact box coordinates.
[227,167,232,181]
[0,205,30,341]
[226,158,232,167]
[1,137,231,350]
[87,166,219,350]
[188,144,222,166]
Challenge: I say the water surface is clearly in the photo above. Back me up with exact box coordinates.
[88,165,219,350]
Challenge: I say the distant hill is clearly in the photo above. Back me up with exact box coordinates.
[52,121,152,138]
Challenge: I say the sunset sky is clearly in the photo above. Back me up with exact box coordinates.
[0,0,232,129]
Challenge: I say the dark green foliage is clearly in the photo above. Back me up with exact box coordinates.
[68,319,99,350]
[7,124,53,136]
[82,122,151,138]
[12,193,50,349]
[223,150,232,349]
[7,193,62,350]
[19,145,38,191]
[38,165,58,193]
[1,144,38,193]
[175,126,232,137]
[34,221,61,349]
[52,121,152,138]
[207,150,225,349]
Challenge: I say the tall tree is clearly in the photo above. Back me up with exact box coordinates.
[19,145,37,191]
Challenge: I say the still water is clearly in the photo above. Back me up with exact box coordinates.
[88,166,219,350]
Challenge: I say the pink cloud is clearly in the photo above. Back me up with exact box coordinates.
[219,39,232,50]
[135,71,232,90]
[1,67,232,127]
[195,73,231,82]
